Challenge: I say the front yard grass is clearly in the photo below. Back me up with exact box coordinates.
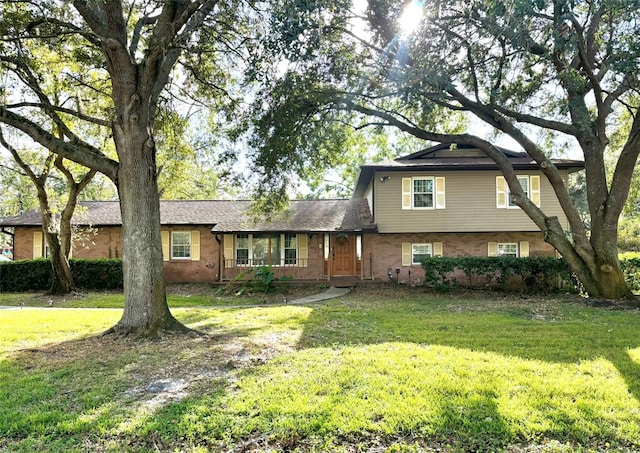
[1,287,639,452]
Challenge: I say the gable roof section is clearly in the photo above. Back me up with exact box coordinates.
[210,199,375,233]
[353,143,585,197]
[0,199,377,233]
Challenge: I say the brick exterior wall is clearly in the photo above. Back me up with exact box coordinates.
[367,231,556,283]
[11,227,558,285]
[163,226,218,283]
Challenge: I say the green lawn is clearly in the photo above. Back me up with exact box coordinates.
[1,288,639,452]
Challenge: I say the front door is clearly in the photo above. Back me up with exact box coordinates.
[331,234,355,276]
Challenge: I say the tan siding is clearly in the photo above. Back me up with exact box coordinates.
[374,170,569,233]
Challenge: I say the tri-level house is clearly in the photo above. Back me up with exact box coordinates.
[353,143,583,282]
[0,143,583,284]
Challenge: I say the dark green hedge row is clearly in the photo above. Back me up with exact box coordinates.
[621,255,640,291]
[421,255,640,293]
[420,256,574,293]
[0,258,123,292]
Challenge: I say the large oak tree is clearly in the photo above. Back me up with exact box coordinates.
[249,0,640,300]
[0,0,255,335]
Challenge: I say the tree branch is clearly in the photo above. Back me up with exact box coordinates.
[5,102,111,127]
[0,107,119,181]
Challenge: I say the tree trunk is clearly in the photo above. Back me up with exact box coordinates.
[45,230,74,295]
[106,98,187,338]
[35,184,75,296]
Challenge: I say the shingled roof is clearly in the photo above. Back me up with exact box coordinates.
[0,199,377,233]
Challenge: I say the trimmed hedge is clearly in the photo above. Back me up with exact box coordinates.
[620,253,640,291]
[0,259,123,292]
[71,259,123,290]
[421,256,574,293]
[421,255,640,293]
[0,259,53,292]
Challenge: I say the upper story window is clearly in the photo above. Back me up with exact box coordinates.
[496,175,540,209]
[402,177,445,210]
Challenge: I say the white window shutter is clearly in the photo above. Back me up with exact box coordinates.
[530,175,541,207]
[496,176,507,208]
[402,242,412,266]
[435,177,446,209]
[488,241,498,257]
[33,230,43,259]
[191,231,201,261]
[161,230,170,261]
[402,178,412,210]
[519,241,529,257]
[298,233,308,267]
[433,241,443,257]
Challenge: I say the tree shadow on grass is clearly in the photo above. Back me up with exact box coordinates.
[286,296,640,449]
[0,305,311,451]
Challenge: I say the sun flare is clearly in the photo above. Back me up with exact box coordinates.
[398,0,425,35]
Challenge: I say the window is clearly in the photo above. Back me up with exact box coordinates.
[402,177,445,210]
[284,234,297,265]
[236,234,249,265]
[231,233,308,267]
[509,176,530,208]
[488,241,529,258]
[412,243,432,265]
[496,175,541,208]
[162,230,200,261]
[413,178,434,208]
[171,231,191,259]
[497,243,518,257]
[402,241,443,266]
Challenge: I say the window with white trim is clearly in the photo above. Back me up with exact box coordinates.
[402,177,445,210]
[413,178,434,208]
[509,176,530,208]
[284,234,297,265]
[234,233,307,267]
[496,175,541,208]
[412,243,432,265]
[488,241,529,258]
[162,230,200,262]
[402,241,443,266]
[236,234,249,265]
[171,231,191,259]
[497,242,518,257]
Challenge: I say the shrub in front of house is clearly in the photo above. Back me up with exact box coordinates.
[421,256,574,293]
[0,258,53,292]
[620,253,640,291]
[0,259,123,292]
[70,259,123,290]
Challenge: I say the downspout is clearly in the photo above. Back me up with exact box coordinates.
[210,224,221,282]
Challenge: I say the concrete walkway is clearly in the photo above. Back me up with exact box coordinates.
[287,286,353,305]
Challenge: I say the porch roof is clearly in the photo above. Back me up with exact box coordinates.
[209,199,377,233]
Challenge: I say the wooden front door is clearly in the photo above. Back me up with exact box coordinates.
[331,234,355,276]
